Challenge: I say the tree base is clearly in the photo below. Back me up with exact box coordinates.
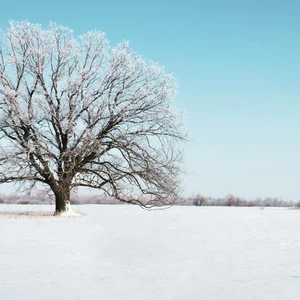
[54,209,81,217]
[53,200,81,217]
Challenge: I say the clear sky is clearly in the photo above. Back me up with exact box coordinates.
[1,0,300,200]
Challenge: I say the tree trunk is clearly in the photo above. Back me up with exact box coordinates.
[53,185,71,216]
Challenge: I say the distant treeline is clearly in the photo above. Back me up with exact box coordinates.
[0,192,123,205]
[0,192,299,208]
[184,194,300,208]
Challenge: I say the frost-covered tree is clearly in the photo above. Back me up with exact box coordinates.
[0,21,186,215]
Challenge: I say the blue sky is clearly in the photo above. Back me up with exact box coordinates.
[1,0,300,200]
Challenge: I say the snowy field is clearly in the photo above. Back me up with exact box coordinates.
[1,205,300,300]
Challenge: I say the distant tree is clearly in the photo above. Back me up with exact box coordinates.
[252,197,263,207]
[225,193,245,206]
[263,197,273,207]
[0,21,187,215]
[226,194,237,206]
[193,194,207,206]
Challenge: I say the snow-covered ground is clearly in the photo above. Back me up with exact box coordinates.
[1,205,300,300]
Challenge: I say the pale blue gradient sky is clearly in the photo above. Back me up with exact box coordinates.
[1,0,300,200]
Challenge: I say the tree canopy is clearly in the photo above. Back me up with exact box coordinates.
[0,21,187,214]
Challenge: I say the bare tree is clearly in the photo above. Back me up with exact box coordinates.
[0,21,187,215]
[193,194,207,206]
[226,193,243,206]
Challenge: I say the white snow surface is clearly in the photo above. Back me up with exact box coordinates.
[1,205,300,300]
